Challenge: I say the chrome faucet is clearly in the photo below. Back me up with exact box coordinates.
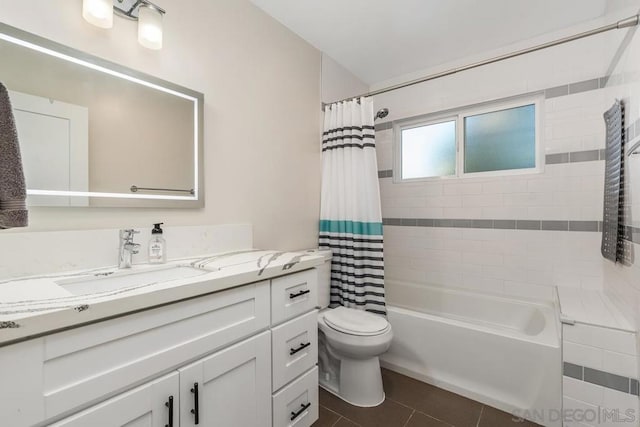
[118,229,141,269]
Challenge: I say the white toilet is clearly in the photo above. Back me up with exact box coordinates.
[314,249,393,407]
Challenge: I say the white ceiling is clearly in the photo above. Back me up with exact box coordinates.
[249,0,615,86]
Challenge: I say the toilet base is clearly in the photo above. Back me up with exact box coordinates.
[319,383,386,408]
[319,355,386,407]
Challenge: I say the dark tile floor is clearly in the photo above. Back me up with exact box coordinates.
[312,368,541,427]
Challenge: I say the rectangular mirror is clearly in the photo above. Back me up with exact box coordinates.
[0,23,204,208]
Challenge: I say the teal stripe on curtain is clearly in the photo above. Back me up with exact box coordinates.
[319,220,383,236]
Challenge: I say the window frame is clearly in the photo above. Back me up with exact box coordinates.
[394,114,459,182]
[393,95,544,183]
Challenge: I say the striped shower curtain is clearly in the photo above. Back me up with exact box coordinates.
[319,97,386,315]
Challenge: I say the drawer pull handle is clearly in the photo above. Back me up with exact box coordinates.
[289,289,310,299]
[190,382,200,425]
[290,342,311,355]
[290,402,311,421]
[164,395,174,427]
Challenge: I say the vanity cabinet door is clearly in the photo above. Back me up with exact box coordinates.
[49,371,178,427]
[179,331,272,427]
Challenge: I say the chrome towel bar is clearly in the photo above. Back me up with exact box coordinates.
[130,185,194,195]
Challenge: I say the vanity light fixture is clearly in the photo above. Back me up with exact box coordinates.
[82,0,114,29]
[82,0,166,50]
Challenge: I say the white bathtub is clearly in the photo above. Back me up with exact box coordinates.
[381,281,561,427]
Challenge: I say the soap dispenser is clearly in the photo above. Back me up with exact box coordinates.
[149,223,166,264]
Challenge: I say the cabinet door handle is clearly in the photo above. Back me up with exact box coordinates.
[290,402,311,421]
[190,382,200,425]
[289,342,311,355]
[289,289,310,299]
[164,395,174,427]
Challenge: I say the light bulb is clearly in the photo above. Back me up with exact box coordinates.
[138,5,163,50]
[82,0,113,29]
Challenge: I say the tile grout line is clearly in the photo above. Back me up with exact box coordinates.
[321,405,344,418]
[476,405,485,427]
[402,409,416,427]
[336,412,362,427]
[411,409,457,427]
[387,397,415,410]
[389,396,463,427]
[321,404,351,427]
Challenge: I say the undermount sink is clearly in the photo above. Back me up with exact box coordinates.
[55,265,209,296]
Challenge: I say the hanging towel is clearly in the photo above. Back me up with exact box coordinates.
[601,100,624,262]
[0,82,28,229]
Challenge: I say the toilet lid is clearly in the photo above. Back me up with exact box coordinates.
[323,306,389,336]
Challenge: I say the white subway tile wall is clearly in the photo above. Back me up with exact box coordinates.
[374,19,640,421]
[375,58,640,310]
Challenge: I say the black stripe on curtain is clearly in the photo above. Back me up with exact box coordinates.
[322,125,375,136]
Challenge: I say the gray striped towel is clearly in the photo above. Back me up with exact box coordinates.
[0,82,28,229]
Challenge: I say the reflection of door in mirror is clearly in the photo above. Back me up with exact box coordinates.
[10,91,89,207]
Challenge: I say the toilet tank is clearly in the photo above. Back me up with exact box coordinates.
[305,249,332,308]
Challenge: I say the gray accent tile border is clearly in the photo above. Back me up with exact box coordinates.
[570,221,599,232]
[378,169,393,178]
[381,217,640,243]
[544,76,606,99]
[383,218,601,232]
[417,218,433,227]
[563,362,639,396]
[544,85,569,99]
[493,219,516,229]
[543,149,605,165]
[545,153,569,164]
[471,219,493,229]
[569,150,600,163]
[599,76,609,88]
[627,119,637,141]
[542,220,569,231]
[563,362,582,380]
[625,226,640,244]
[569,78,600,95]
[584,367,633,394]
[516,220,541,230]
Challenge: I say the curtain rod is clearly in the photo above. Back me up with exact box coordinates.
[323,14,639,108]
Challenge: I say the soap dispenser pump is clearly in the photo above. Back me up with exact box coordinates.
[149,223,166,264]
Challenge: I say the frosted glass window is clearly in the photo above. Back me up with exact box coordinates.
[463,104,536,173]
[401,120,456,179]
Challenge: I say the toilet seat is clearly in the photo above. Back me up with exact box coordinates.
[323,306,390,336]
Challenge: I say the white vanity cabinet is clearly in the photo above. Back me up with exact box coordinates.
[49,372,179,427]
[270,269,319,427]
[0,268,321,427]
[178,331,272,427]
[48,331,272,427]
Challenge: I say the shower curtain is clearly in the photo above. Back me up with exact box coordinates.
[319,97,386,315]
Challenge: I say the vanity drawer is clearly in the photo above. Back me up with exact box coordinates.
[14,280,270,425]
[271,269,317,325]
[272,367,319,427]
[272,309,318,391]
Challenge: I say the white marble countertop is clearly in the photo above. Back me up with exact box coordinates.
[0,249,326,346]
